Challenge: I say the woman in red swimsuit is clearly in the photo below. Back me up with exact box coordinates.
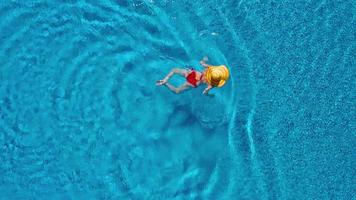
[156,57,229,95]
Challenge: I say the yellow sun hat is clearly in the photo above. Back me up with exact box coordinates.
[205,65,230,87]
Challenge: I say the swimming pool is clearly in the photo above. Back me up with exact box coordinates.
[0,0,354,199]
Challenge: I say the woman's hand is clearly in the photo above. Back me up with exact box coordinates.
[202,56,209,62]
[203,89,215,97]
[202,88,209,95]
[202,85,213,95]
[200,57,210,68]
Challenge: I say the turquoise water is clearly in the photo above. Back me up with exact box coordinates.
[0,0,355,199]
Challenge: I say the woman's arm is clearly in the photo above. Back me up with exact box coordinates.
[200,56,211,68]
[200,60,210,68]
[203,85,213,95]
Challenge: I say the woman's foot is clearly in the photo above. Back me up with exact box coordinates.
[156,79,167,86]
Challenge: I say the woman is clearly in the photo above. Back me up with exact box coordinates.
[156,57,230,95]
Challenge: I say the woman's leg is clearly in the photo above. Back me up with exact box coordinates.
[156,68,189,85]
[164,68,189,80]
[165,82,190,94]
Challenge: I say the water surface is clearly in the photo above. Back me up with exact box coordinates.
[0,0,354,199]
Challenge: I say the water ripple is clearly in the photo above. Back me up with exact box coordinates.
[0,0,353,199]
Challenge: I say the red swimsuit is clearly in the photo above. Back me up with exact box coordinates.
[186,70,202,87]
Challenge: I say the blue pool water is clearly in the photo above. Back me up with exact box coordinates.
[0,0,355,199]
